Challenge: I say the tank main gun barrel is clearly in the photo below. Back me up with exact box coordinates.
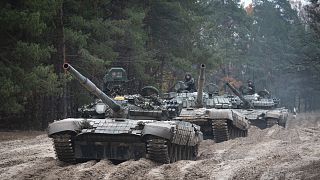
[63,63,122,113]
[225,82,253,108]
[196,64,206,108]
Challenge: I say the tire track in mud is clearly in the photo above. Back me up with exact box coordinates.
[105,159,157,180]
[0,113,320,180]
[145,160,211,180]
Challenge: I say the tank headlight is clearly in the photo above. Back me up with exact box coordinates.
[95,103,107,114]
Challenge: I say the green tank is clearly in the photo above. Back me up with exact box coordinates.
[78,67,161,119]
[165,64,249,143]
[225,82,289,129]
[47,63,202,164]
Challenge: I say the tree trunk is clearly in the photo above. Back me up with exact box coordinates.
[55,0,68,119]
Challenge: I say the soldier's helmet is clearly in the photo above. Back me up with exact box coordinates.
[247,80,254,86]
[185,73,192,81]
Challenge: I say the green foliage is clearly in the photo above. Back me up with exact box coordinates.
[0,64,23,113]
[0,1,62,128]
[64,28,89,49]
[24,65,61,96]
[0,9,46,36]
[14,41,55,65]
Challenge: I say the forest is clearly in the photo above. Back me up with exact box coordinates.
[0,0,319,130]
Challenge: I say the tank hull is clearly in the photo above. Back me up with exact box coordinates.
[48,118,202,163]
[233,108,289,129]
[174,108,249,143]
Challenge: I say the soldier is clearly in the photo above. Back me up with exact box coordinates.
[247,80,255,95]
[184,73,196,92]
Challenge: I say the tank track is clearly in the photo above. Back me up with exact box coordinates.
[212,120,230,143]
[266,118,279,128]
[212,120,248,143]
[52,134,75,163]
[146,137,198,164]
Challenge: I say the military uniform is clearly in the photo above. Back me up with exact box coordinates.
[184,73,196,92]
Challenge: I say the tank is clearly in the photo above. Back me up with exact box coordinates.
[78,88,164,119]
[78,67,163,119]
[226,82,289,129]
[166,64,249,143]
[47,63,203,164]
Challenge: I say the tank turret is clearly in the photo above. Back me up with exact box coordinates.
[225,81,289,129]
[165,65,249,143]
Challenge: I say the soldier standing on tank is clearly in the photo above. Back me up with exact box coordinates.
[247,80,255,95]
[184,73,196,92]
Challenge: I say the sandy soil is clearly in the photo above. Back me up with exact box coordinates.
[0,113,320,180]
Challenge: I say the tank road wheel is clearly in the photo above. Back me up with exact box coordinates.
[266,118,279,128]
[146,138,170,164]
[212,120,230,143]
[52,134,75,163]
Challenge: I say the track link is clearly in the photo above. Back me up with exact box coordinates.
[147,138,170,163]
[146,137,198,164]
[52,134,75,163]
[212,120,230,143]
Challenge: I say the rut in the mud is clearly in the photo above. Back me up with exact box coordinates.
[0,113,320,180]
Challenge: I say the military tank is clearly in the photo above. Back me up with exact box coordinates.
[47,63,203,164]
[226,82,288,129]
[166,64,249,143]
[78,67,163,119]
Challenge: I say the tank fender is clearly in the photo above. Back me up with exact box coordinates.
[207,109,249,130]
[48,118,83,136]
[231,110,250,130]
[265,110,281,119]
[142,122,174,140]
[172,122,203,146]
[266,110,289,125]
[207,109,233,120]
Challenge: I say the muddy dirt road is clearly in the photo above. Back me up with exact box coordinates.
[1,113,320,180]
